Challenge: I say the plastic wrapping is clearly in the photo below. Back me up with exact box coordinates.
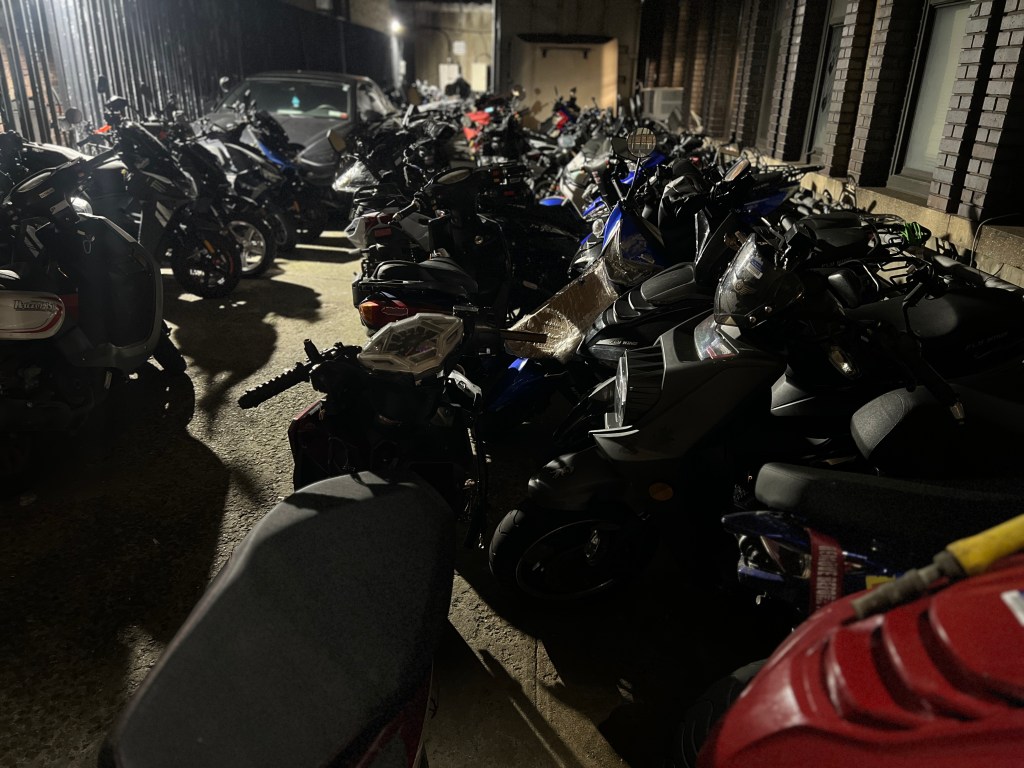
[504,258,620,362]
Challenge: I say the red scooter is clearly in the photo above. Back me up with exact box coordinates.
[678,514,1024,767]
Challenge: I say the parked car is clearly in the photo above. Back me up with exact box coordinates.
[201,70,398,164]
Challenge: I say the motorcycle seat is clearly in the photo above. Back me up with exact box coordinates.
[639,263,709,306]
[370,256,478,296]
[754,461,1024,548]
[100,472,456,768]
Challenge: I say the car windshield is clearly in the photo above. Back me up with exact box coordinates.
[222,80,352,120]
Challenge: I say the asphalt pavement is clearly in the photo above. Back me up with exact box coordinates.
[0,234,785,767]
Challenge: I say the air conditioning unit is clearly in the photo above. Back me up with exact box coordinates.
[641,87,685,122]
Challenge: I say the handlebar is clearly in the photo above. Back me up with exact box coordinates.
[237,360,312,409]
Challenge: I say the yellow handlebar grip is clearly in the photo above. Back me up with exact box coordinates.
[946,513,1024,576]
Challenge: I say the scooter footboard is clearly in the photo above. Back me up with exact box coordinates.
[101,471,456,768]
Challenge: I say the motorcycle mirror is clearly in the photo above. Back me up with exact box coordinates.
[96,74,110,96]
[63,107,84,126]
[624,127,656,159]
[218,75,234,94]
[723,157,751,183]
[105,96,129,113]
[326,127,347,154]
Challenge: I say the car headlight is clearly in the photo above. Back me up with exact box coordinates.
[610,347,663,428]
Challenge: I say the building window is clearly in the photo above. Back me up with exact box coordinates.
[890,0,971,194]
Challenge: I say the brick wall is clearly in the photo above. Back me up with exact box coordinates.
[929,0,1024,221]
[766,0,827,160]
[821,0,875,177]
[847,0,923,186]
[703,0,742,136]
[689,3,713,119]
[731,0,776,146]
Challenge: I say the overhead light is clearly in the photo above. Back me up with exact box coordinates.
[390,18,403,34]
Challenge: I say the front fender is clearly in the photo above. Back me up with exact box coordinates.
[526,445,625,512]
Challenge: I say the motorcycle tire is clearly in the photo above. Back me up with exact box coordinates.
[488,502,657,601]
[152,323,187,374]
[170,232,241,299]
[269,206,298,253]
[227,211,277,278]
[669,660,766,768]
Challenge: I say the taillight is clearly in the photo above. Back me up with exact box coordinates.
[358,297,411,329]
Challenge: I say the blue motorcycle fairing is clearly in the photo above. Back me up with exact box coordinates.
[582,197,606,218]
[619,151,667,184]
[539,196,568,207]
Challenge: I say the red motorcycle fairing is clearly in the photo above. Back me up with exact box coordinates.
[701,554,1024,768]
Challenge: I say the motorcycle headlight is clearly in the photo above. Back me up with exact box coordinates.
[610,347,663,428]
[180,170,198,198]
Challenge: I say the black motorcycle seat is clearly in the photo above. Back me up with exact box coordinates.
[795,212,873,263]
[101,472,456,768]
[639,263,707,306]
[370,256,478,295]
[932,254,1024,297]
[754,461,1024,546]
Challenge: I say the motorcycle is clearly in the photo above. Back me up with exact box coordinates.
[487,219,1024,601]
[79,93,242,299]
[143,106,279,278]
[0,137,186,476]
[676,513,1024,768]
[237,307,546,549]
[97,470,456,768]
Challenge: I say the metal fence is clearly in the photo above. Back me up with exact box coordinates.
[0,0,371,145]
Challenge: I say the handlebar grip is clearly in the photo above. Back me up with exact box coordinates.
[238,362,311,409]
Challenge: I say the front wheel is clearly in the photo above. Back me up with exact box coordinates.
[170,232,241,299]
[488,503,657,601]
[227,211,277,277]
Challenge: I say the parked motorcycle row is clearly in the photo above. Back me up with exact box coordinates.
[7,74,1021,765]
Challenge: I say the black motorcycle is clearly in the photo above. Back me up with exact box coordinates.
[80,95,242,299]
[98,471,455,768]
[487,223,1024,601]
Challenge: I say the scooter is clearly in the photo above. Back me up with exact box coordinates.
[0,139,185,476]
[97,471,456,768]
[678,514,1024,768]
[487,225,1024,601]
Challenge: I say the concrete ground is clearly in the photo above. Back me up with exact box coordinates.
[0,234,786,767]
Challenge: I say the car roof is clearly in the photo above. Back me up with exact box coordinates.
[243,71,379,87]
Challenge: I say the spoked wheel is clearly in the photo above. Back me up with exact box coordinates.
[227,212,277,277]
[170,232,241,299]
[489,503,657,601]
